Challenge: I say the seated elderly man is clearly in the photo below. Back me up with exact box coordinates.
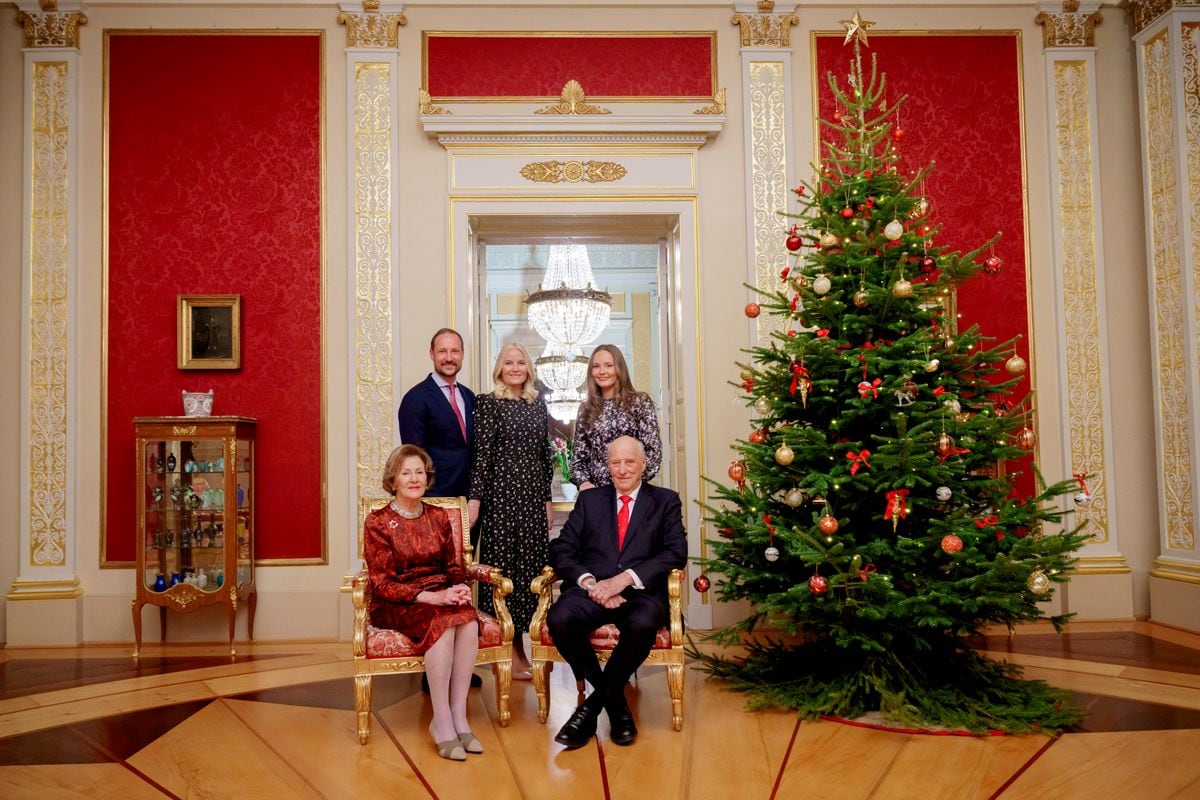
[547,435,689,748]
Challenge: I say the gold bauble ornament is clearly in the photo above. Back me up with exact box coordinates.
[892,278,913,298]
[784,487,805,507]
[819,231,839,249]
[740,368,754,381]
[935,432,955,455]
[914,197,931,217]
[774,444,794,465]
[789,273,808,292]
[1015,427,1037,450]
[754,396,771,416]
[852,289,869,307]
[1026,570,1051,595]
[1005,354,1028,375]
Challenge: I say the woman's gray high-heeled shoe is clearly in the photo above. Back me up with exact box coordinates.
[457,731,484,754]
[430,723,467,761]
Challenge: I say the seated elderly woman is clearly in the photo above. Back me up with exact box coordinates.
[363,444,482,761]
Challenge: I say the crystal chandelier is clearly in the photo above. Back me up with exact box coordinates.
[536,340,590,423]
[525,244,612,350]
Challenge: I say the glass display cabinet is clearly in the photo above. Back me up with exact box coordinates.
[131,416,257,656]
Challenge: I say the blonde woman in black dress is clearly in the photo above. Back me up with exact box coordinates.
[570,344,662,490]
[468,342,553,678]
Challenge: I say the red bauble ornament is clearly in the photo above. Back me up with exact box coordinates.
[744,303,761,319]
[941,534,964,554]
[785,233,803,251]
[727,461,746,483]
[833,109,842,122]
[984,255,1003,274]
[808,575,828,594]
[935,433,955,455]
[748,428,767,445]
[840,207,855,219]
[1015,427,1037,450]
[919,255,937,274]
[693,574,711,593]
[994,399,1013,416]
[892,126,906,140]
[818,515,839,535]
[719,527,735,538]
[917,224,932,237]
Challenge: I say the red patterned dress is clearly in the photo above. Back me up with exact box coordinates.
[363,502,477,654]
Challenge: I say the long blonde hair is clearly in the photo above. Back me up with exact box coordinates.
[491,342,540,402]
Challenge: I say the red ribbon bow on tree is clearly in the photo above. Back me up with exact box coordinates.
[858,563,877,581]
[845,449,872,475]
[932,386,947,397]
[790,362,811,408]
[790,293,800,312]
[858,378,882,399]
[884,489,909,531]
[762,513,775,548]
[937,445,971,463]
[975,515,1000,528]
[1073,472,1090,494]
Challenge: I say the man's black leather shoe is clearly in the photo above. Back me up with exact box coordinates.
[606,694,637,746]
[554,695,602,749]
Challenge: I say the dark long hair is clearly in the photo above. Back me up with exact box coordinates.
[578,344,650,428]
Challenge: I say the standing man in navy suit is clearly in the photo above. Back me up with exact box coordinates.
[548,436,689,749]
[398,328,475,499]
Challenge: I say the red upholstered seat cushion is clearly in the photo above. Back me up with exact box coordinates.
[365,610,504,659]
[538,622,673,651]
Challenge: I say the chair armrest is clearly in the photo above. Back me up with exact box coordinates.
[352,571,371,657]
[529,566,557,645]
[668,568,684,647]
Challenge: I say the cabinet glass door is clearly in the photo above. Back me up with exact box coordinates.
[142,437,227,593]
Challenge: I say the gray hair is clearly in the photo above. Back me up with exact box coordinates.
[607,435,646,460]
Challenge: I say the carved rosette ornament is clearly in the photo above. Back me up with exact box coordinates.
[535,80,611,115]
[1035,1,1103,48]
[16,3,87,49]
[337,1,407,49]
[731,1,799,49]
[519,160,627,184]
[694,87,727,115]
[1128,0,1200,35]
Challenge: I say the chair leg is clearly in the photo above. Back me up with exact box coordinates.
[493,660,512,727]
[667,663,684,732]
[354,673,373,744]
[531,659,552,724]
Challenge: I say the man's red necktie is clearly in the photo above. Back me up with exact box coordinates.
[617,494,632,550]
[445,383,467,442]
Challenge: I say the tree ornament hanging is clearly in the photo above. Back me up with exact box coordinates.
[789,273,808,292]
[919,255,938,274]
[727,460,746,488]
[812,274,832,295]
[744,303,761,319]
[1072,472,1092,505]
[1027,570,1051,594]
[925,358,940,372]
[1015,427,1037,449]
[853,289,869,307]
[818,515,839,535]
[754,396,772,416]
[892,278,914,298]
[740,368,754,382]
[983,254,1003,274]
[748,428,768,445]
[786,232,803,252]
[764,546,780,561]
[914,197,931,217]
[819,231,839,249]
[1005,354,1027,375]
[693,574,711,593]
[884,489,909,531]
[784,487,805,507]
[943,398,961,415]
[840,206,855,219]
[940,533,963,553]
[935,432,955,455]
[808,574,828,594]
[935,486,952,501]
[774,443,795,465]
[883,219,904,240]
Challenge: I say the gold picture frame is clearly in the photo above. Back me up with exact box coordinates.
[178,294,241,370]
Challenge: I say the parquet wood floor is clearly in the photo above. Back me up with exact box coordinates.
[1,622,1197,798]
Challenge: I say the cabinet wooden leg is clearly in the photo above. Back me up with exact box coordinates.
[228,602,237,657]
[247,591,257,641]
[131,599,142,658]
[158,606,167,643]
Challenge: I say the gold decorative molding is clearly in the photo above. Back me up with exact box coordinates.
[1051,59,1111,544]
[1143,30,1195,552]
[1035,1,1103,48]
[28,60,70,568]
[352,62,396,552]
[731,4,799,49]
[1185,24,1200,433]
[337,3,407,49]
[519,159,627,184]
[748,61,789,339]
[1128,0,1200,35]
[534,80,611,115]
[693,87,726,115]
[419,88,451,115]
[15,9,87,49]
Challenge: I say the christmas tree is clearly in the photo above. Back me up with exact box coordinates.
[695,17,1090,734]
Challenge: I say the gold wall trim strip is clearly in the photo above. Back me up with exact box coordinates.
[28,60,71,569]
[1149,569,1200,585]
[1052,59,1111,544]
[6,590,84,601]
[353,62,396,558]
[1185,26,1200,495]
[748,60,788,340]
[519,160,627,183]
[1143,30,1196,552]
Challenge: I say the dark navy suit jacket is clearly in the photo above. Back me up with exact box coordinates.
[398,374,475,498]
[549,482,688,613]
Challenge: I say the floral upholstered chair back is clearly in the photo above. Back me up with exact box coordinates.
[420,495,473,566]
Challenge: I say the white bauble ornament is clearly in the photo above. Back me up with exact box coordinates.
[784,488,805,507]
[936,486,952,502]
[925,358,940,372]
[754,396,771,416]
[1074,491,1092,505]
[764,546,780,562]
[812,274,831,295]
[883,219,904,241]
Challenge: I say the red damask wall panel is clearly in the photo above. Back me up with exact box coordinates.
[815,34,1033,494]
[425,33,715,98]
[106,33,322,563]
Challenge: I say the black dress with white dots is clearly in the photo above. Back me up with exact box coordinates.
[469,393,553,634]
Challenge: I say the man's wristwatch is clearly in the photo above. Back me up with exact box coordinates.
[583,579,596,590]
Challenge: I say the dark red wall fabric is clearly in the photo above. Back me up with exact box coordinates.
[106,34,322,563]
[426,34,715,98]
[815,34,1034,495]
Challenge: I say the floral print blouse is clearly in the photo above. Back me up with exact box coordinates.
[569,394,662,486]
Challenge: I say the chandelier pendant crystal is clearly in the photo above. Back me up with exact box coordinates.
[526,244,613,351]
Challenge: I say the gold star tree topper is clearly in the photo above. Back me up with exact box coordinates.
[840,9,874,46]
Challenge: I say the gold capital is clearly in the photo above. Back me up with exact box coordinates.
[337,4,407,49]
[16,9,86,48]
[731,5,799,49]
[1127,1,1200,35]
[1035,2,1103,48]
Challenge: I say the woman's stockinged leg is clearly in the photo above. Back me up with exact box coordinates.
[424,631,456,742]
[450,621,479,732]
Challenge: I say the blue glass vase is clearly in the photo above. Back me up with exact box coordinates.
[153,574,167,592]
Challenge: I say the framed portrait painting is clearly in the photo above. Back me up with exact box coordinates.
[178,294,241,369]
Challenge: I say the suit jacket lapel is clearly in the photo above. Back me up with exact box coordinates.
[429,375,467,443]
